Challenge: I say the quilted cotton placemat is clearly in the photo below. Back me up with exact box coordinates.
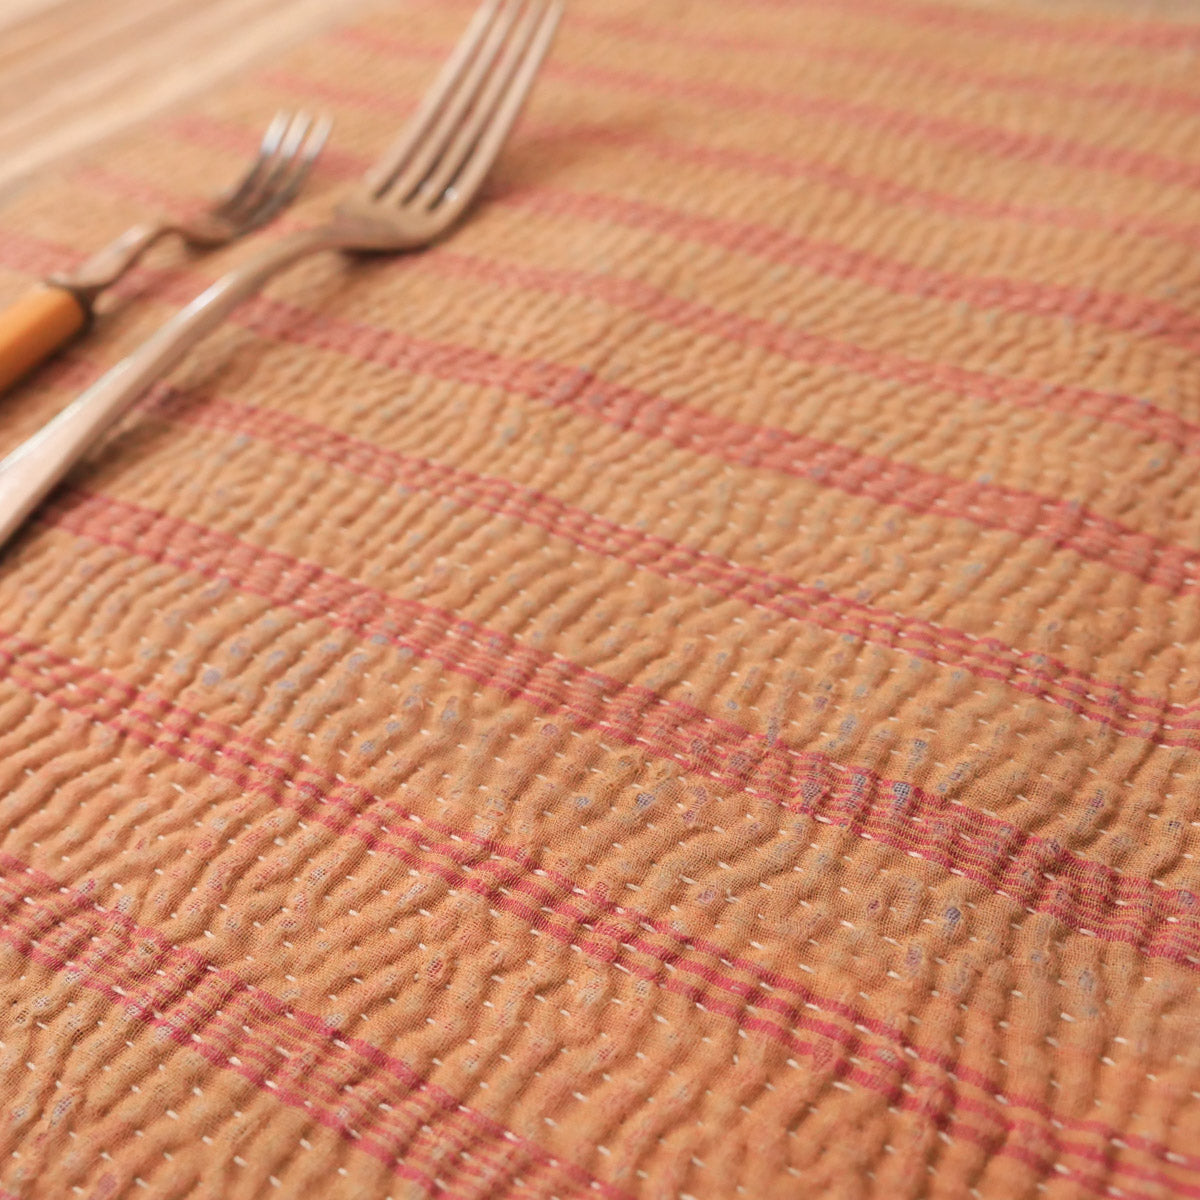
[1,1,1200,1196]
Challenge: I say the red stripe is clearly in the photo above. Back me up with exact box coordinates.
[0,631,1164,1146]
[0,865,1159,1200]
[0,855,616,1200]
[234,72,1200,255]
[560,11,1200,118]
[16,229,1200,745]
[215,285,1200,596]
[21,118,1200,495]
[65,131,1200,510]
[748,0,1200,53]
[498,186,1200,359]
[592,127,1200,251]
[161,389,1199,746]
[2,634,1195,1195]
[78,136,1200,463]
[35,491,1200,966]
[0,926,554,1200]
[24,139,1200,484]
[339,25,1200,194]
[231,64,1200,362]
[294,44,1200,354]
[4,221,1196,597]
[391,0,1200,59]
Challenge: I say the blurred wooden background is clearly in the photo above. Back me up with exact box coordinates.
[0,0,354,196]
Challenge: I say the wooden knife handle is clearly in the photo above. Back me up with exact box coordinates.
[0,285,88,394]
[0,227,331,550]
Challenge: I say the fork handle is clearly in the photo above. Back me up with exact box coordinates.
[0,226,333,549]
[0,284,88,394]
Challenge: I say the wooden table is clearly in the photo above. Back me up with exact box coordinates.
[0,0,355,197]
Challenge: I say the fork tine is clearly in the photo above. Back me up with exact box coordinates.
[379,0,525,205]
[211,109,291,219]
[415,0,553,209]
[224,111,314,224]
[432,0,561,218]
[245,114,332,228]
[363,0,507,197]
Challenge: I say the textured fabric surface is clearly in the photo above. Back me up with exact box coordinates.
[1,0,1200,1196]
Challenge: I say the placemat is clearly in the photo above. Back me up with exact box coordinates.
[1,0,1199,1196]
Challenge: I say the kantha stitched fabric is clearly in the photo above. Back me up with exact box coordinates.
[1,0,1199,1196]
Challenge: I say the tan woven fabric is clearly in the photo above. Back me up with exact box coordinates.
[2,0,1200,1196]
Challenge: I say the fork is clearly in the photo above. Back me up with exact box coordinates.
[0,109,330,396]
[0,0,561,551]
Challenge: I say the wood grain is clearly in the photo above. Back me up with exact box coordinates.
[0,0,357,197]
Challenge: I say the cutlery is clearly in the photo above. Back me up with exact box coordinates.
[0,0,561,551]
[0,109,330,395]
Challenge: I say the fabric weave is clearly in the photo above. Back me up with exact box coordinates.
[1,0,1200,1196]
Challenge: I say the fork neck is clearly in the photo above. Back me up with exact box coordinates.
[49,221,340,311]
[49,221,170,308]
[102,224,340,392]
[176,225,339,316]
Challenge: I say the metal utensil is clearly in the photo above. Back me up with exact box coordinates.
[0,110,329,395]
[0,0,561,551]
